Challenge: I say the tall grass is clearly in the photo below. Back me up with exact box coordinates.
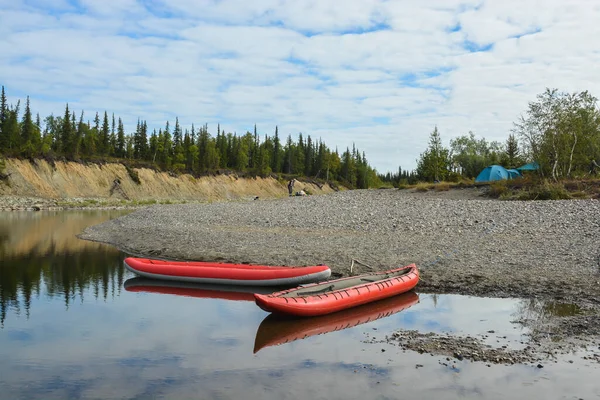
[434,182,450,191]
[414,182,431,192]
[517,181,572,200]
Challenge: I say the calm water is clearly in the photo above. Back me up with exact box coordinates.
[0,211,598,400]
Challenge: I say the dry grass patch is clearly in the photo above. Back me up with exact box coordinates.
[434,182,450,191]
[414,182,431,192]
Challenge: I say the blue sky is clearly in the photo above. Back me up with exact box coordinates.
[1,0,599,173]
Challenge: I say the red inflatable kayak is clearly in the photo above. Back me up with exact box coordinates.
[254,291,419,353]
[254,264,419,316]
[123,277,277,301]
[123,257,331,286]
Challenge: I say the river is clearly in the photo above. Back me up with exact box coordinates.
[0,210,598,400]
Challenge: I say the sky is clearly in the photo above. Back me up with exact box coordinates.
[1,0,600,173]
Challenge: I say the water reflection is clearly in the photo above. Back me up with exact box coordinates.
[254,291,419,353]
[0,211,128,327]
[514,298,583,320]
[123,277,279,301]
[0,210,129,257]
[1,211,598,400]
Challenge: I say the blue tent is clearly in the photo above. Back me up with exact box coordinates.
[516,162,539,171]
[507,169,523,179]
[475,165,510,182]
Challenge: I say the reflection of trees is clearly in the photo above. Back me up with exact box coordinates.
[0,247,126,327]
[512,298,582,337]
[514,298,581,321]
[0,210,130,258]
[0,227,9,249]
[0,210,131,327]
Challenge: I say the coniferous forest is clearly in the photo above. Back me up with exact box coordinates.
[0,86,381,189]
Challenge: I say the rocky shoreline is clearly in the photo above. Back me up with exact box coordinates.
[0,196,63,211]
[0,195,196,211]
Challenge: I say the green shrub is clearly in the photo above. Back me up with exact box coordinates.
[125,165,141,184]
[518,181,571,200]
[171,163,186,173]
[488,182,509,198]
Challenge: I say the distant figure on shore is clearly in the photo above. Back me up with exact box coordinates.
[288,179,296,196]
[590,159,599,175]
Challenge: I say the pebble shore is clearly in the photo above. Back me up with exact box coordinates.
[79,188,600,302]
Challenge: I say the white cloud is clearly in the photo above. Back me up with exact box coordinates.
[1,0,600,173]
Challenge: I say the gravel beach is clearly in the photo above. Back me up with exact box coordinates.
[79,188,600,302]
[79,188,600,363]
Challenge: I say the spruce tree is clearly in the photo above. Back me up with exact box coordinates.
[183,129,192,170]
[197,124,209,172]
[172,119,184,168]
[60,103,73,156]
[142,121,149,159]
[162,127,173,168]
[78,111,91,156]
[149,129,158,163]
[100,111,110,155]
[272,125,281,173]
[117,118,125,158]
[20,96,36,156]
[251,124,259,168]
[283,134,293,174]
[80,112,91,156]
[71,111,79,156]
[0,86,6,123]
[305,135,313,176]
[173,117,182,148]
[0,86,6,151]
[5,101,21,153]
[504,134,520,169]
[416,126,451,182]
[110,113,117,156]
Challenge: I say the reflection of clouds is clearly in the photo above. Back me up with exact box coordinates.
[371,294,530,345]
[2,352,599,400]
[1,286,599,399]
[6,329,33,342]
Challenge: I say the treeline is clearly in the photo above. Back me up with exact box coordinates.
[380,88,600,185]
[379,128,524,185]
[0,86,380,189]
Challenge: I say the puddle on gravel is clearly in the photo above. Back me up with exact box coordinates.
[255,290,591,354]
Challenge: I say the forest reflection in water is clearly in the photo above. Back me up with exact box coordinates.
[0,210,128,327]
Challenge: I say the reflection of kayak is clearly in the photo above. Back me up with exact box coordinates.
[254,264,419,317]
[123,277,280,301]
[254,291,419,353]
[123,257,331,286]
